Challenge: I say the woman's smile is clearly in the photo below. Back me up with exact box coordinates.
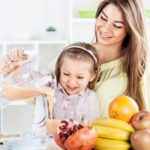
[99,31,112,40]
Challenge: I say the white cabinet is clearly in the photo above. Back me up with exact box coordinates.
[142,0,150,48]
[0,40,68,61]
[0,0,100,59]
[0,104,34,134]
[0,0,150,58]
[69,0,99,43]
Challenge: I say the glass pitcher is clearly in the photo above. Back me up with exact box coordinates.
[0,50,53,105]
[0,50,56,139]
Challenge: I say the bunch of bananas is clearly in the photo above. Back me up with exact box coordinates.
[92,118,134,150]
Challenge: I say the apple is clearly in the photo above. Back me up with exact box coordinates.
[131,110,150,130]
[130,129,150,150]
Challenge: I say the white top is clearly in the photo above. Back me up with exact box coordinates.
[32,75,100,137]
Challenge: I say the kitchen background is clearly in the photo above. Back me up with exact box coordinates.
[0,0,150,134]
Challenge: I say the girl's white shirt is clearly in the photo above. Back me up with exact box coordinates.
[32,75,100,137]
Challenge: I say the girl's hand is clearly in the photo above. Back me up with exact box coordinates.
[0,47,26,75]
[8,47,26,62]
[41,87,54,119]
[0,54,20,75]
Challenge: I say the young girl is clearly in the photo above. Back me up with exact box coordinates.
[0,42,100,136]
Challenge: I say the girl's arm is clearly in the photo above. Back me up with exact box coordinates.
[1,85,42,100]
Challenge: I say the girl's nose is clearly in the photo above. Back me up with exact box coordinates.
[68,78,77,86]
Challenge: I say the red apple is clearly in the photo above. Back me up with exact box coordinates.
[130,129,150,150]
[131,110,150,130]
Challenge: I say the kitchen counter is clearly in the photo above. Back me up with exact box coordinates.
[0,135,62,150]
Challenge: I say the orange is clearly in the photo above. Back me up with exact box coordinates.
[109,95,139,123]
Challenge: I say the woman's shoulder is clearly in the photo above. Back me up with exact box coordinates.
[98,58,126,84]
[101,57,122,71]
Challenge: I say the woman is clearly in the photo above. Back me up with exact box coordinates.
[93,0,150,117]
[0,0,150,117]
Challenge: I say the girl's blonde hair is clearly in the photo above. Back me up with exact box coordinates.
[55,42,100,89]
[95,0,149,109]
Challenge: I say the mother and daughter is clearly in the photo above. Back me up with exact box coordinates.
[0,0,150,136]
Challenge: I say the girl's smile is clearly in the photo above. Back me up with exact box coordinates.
[59,57,95,95]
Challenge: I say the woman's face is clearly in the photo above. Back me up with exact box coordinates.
[96,4,127,48]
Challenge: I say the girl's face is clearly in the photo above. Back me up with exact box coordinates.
[59,57,95,95]
[96,4,127,48]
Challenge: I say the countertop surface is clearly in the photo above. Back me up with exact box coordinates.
[0,135,62,150]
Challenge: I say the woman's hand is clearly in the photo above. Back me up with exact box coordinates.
[0,47,26,75]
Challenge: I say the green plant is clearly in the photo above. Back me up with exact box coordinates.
[46,26,56,32]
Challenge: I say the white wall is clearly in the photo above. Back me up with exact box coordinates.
[0,0,69,41]
[1,104,34,134]
[143,1,150,48]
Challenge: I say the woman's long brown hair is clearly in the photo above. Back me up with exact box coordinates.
[95,0,149,109]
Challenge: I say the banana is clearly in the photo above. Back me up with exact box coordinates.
[93,125,130,140]
[94,138,131,150]
[92,118,134,132]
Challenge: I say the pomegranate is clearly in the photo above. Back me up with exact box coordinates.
[131,110,150,130]
[53,119,97,150]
